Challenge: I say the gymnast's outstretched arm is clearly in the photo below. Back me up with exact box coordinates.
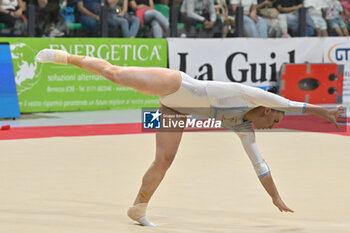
[241,84,345,127]
[236,130,294,213]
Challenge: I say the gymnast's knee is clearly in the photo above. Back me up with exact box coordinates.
[154,155,175,170]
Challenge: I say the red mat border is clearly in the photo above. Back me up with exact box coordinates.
[0,123,228,140]
[0,123,146,140]
[1,116,349,140]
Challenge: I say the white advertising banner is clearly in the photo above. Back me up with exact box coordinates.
[323,37,350,103]
[168,38,323,89]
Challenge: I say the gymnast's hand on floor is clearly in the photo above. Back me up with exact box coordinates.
[272,197,294,213]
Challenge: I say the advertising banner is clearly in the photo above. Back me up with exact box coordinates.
[323,37,350,103]
[0,42,20,118]
[168,38,323,90]
[0,38,167,112]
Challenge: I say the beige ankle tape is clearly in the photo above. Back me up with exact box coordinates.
[68,55,85,68]
[55,50,68,65]
[127,203,148,221]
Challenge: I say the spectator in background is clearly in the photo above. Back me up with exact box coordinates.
[60,0,76,24]
[215,0,235,37]
[304,0,328,37]
[275,0,315,37]
[129,0,169,38]
[230,0,268,38]
[34,0,68,37]
[0,0,26,35]
[154,0,168,6]
[180,0,222,38]
[326,0,349,36]
[257,0,289,38]
[341,0,350,29]
[107,0,140,37]
[75,0,101,36]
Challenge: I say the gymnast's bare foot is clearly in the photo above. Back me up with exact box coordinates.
[127,203,156,227]
[35,49,69,65]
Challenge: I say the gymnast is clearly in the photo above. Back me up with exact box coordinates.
[35,49,344,226]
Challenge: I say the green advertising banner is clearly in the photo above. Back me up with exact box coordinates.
[0,38,167,112]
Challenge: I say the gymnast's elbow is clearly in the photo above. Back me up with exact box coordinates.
[254,160,270,178]
[237,131,256,142]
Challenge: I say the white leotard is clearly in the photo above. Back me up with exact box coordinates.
[159,72,306,178]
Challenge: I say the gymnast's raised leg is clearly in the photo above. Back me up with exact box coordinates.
[35,49,182,96]
[36,49,187,226]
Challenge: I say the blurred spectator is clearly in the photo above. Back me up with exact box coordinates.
[75,0,101,36]
[60,1,76,23]
[0,0,26,35]
[180,0,222,38]
[326,0,349,36]
[275,0,315,36]
[341,0,350,29]
[34,0,68,37]
[154,0,168,6]
[257,0,289,37]
[304,0,328,37]
[215,0,235,37]
[230,0,268,38]
[129,0,169,38]
[107,0,140,37]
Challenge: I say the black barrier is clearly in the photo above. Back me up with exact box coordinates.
[235,6,244,38]
[100,0,109,37]
[170,1,178,37]
[298,7,306,37]
[27,1,36,37]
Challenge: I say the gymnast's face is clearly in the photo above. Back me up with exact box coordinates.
[252,107,284,129]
